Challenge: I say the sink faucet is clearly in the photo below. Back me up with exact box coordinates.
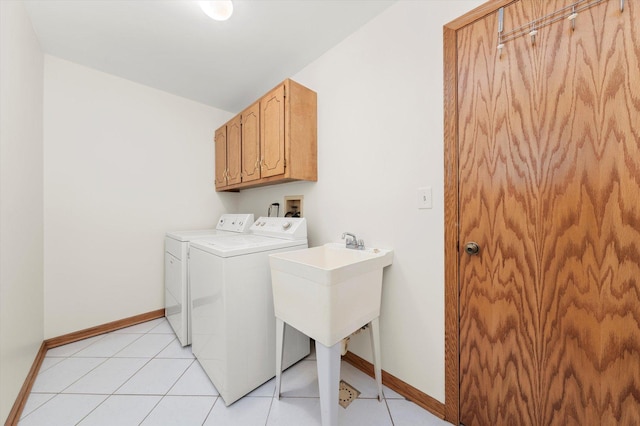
[342,232,365,250]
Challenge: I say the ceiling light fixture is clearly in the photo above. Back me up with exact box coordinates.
[199,1,234,21]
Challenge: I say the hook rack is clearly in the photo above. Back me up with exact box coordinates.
[496,0,620,51]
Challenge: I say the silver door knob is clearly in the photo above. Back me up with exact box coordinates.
[465,242,480,255]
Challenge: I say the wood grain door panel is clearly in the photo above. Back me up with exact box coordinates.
[260,85,286,178]
[226,116,242,185]
[457,1,640,425]
[214,126,227,188]
[241,102,260,183]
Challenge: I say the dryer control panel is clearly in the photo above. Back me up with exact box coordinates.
[250,217,307,240]
[216,214,255,233]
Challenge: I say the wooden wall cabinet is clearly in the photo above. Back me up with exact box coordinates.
[241,101,261,184]
[214,79,317,191]
[214,116,242,190]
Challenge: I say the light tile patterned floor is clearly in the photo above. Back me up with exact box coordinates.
[19,318,449,425]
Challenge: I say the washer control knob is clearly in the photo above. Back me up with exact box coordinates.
[282,221,292,230]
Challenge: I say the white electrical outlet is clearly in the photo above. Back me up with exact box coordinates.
[417,186,432,209]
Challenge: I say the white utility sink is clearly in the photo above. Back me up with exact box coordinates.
[270,242,393,426]
[269,242,393,347]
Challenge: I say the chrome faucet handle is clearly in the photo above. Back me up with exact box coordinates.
[342,232,358,248]
[342,232,365,249]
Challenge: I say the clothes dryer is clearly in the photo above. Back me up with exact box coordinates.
[165,214,253,346]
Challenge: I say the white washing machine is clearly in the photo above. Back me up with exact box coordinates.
[189,217,310,406]
[165,214,254,346]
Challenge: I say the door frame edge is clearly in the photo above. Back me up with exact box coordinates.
[442,1,515,424]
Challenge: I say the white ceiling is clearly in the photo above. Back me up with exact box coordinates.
[24,0,395,112]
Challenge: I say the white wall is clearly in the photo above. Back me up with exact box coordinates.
[0,1,45,421]
[236,0,483,402]
[43,56,235,338]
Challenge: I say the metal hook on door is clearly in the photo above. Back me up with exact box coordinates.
[620,0,625,12]
[497,7,505,59]
[568,7,577,31]
[529,28,538,45]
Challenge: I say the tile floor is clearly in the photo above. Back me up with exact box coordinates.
[19,318,449,425]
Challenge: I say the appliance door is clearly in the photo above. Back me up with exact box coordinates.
[190,247,226,393]
[165,251,187,346]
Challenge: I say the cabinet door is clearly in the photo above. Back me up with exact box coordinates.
[260,84,286,178]
[226,116,242,185]
[241,102,261,183]
[214,126,227,189]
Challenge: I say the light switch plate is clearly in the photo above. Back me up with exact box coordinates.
[417,187,432,209]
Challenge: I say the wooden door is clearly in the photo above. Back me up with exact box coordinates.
[260,84,286,178]
[226,116,242,185]
[214,126,227,189]
[456,1,640,425]
[241,102,261,183]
